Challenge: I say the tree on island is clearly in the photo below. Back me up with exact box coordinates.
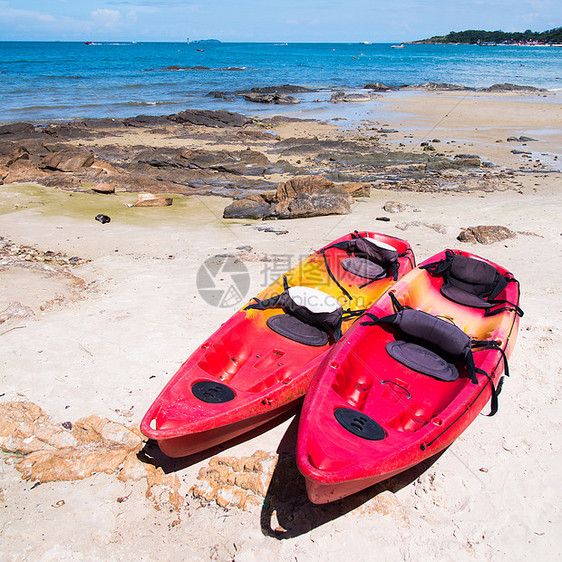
[415,27,562,44]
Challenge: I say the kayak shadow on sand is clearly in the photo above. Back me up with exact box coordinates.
[137,404,301,474]
[260,414,446,539]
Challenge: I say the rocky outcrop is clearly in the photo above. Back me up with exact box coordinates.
[242,92,300,104]
[0,401,183,512]
[402,82,473,91]
[364,82,392,91]
[275,192,351,219]
[169,109,252,128]
[41,150,94,172]
[224,175,354,220]
[483,83,545,93]
[457,225,516,244]
[249,84,312,94]
[276,175,334,201]
[330,91,378,103]
[223,193,273,219]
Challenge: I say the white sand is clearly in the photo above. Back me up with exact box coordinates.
[0,95,561,560]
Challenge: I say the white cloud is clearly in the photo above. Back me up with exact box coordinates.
[91,8,122,28]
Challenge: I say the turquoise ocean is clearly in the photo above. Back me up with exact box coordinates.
[0,41,560,124]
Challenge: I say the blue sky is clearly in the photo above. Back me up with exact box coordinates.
[0,0,560,42]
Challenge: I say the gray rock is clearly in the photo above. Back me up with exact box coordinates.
[223,194,273,220]
[250,84,312,94]
[364,82,391,91]
[330,91,377,103]
[242,92,300,105]
[484,83,545,93]
[169,109,251,128]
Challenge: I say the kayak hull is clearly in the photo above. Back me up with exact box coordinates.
[297,249,521,504]
[141,232,414,457]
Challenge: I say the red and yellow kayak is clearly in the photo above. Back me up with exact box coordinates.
[141,232,415,457]
[297,249,522,504]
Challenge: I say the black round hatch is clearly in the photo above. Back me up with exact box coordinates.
[192,381,235,403]
[334,407,386,440]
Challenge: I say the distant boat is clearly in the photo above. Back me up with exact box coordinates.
[84,42,93,45]
[360,41,372,45]
[391,44,405,49]
[196,48,204,52]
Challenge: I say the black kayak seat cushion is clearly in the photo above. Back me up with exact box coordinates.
[424,253,508,308]
[246,285,344,343]
[341,257,386,280]
[266,314,329,347]
[440,284,492,308]
[386,340,459,381]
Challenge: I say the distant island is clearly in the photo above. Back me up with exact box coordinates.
[413,27,562,45]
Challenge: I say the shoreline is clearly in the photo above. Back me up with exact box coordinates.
[1,91,561,559]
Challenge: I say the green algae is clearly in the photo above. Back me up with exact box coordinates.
[0,183,228,228]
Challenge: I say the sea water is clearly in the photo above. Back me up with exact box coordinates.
[0,41,560,123]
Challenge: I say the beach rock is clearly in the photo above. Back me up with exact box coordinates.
[0,123,35,136]
[364,82,391,91]
[457,225,516,244]
[404,82,471,91]
[123,115,170,127]
[484,83,545,92]
[396,221,447,234]
[223,194,273,220]
[383,201,407,213]
[250,85,312,94]
[511,149,532,155]
[181,148,270,175]
[242,92,300,105]
[518,136,539,142]
[340,182,371,197]
[379,128,399,133]
[276,175,334,201]
[41,150,94,172]
[44,123,93,140]
[169,109,251,128]
[330,91,377,103]
[275,192,352,219]
[91,182,115,194]
[134,193,173,207]
[190,450,278,511]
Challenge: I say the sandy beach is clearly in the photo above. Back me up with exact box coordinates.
[1,90,561,560]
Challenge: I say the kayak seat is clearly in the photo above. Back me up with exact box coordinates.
[362,308,475,382]
[386,340,459,381]
[266,314,329,347]
[341,257,386,280]
[247,285,343,346]
[422,251,507,309]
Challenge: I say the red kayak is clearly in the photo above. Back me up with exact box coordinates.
[297,249,522,504]
[141,232,415,457]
